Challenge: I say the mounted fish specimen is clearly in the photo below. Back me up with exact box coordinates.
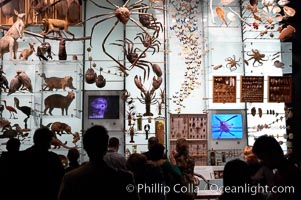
[215,6,228,26]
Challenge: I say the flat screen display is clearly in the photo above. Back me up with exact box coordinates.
[211,113,243,139]
[88,95,120,119]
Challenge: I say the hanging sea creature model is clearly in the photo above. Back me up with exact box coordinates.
[111,38,152,81]
[225,55,241,71]
[83,0,163,77]
[134,74,162,116]
[246,49,268,67]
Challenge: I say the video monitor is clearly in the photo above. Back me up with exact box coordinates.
[88,95,120,119]
[211,113,243,139]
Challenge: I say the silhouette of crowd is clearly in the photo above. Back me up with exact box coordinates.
[1,127,301,200]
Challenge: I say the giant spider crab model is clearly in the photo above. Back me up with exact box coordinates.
[85,0,164,79]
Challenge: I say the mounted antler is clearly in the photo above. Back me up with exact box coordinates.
[134,75,162,116]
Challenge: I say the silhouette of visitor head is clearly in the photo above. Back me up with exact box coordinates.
[176,138,189,156]
[83,125,109,161]
[147,136,159,150]
[149,143,165,161]
[223,159,251,188]
[33,127,52,150]
[108,137,120,151]
[67,148,80,162]
[252,135,284,169]
[6,137,21,152]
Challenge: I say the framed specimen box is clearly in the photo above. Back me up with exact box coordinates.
[268,76,292,103]
[240,76,264,102]
[170,114,208,165]
[213,76,236,103]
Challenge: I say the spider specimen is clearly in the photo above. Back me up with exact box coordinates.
[225,55,241,71]
[134,32,161,55]
[212,114,243,139]
[85,0,163,77]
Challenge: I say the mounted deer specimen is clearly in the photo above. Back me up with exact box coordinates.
[0,10,25,60]
[19,42,35,60]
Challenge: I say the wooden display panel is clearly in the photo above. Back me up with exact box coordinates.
[0,0,82,25]
[170,114,208,166]
[240,76,264,102]
[213,76,236,103]
[268,76,292,103]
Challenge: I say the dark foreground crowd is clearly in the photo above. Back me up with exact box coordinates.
[0,125,301,200]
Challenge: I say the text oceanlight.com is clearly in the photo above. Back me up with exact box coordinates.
[126,183,295,196]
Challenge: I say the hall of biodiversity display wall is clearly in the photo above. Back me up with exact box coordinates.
[0,0,297,165]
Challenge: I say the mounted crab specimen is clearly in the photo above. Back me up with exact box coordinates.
[225,55,241,72]
[111,38,152,81]
[246,49,269,67]
[135,3,163,38]
[85,0,163,77]
[135,32,161,55]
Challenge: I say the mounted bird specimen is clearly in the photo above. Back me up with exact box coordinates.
[8,69,33,95]
[14,97,32,129]
[0,69,9,93]
[2,100,17,119]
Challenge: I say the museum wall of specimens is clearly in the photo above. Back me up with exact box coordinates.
[0,0,296,166]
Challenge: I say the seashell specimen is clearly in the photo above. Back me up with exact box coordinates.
[221,0,235,6]
[227,12,236,21]
[279,25,296,41]
[274,60,285,68]
[251,107,256,116]
[272,6,281,14]
[275,14,283,22]
[283,6,296,18]
[278,0,290,6]
[258,108,262,118]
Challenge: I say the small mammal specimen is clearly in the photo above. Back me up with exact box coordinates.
[19,42,35,60]
[41,73,76,91]
[44,91,75,116]
[51,121,72,136]
[41,18,75,38]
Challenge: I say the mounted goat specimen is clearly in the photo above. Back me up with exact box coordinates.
[41,73,76,91]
